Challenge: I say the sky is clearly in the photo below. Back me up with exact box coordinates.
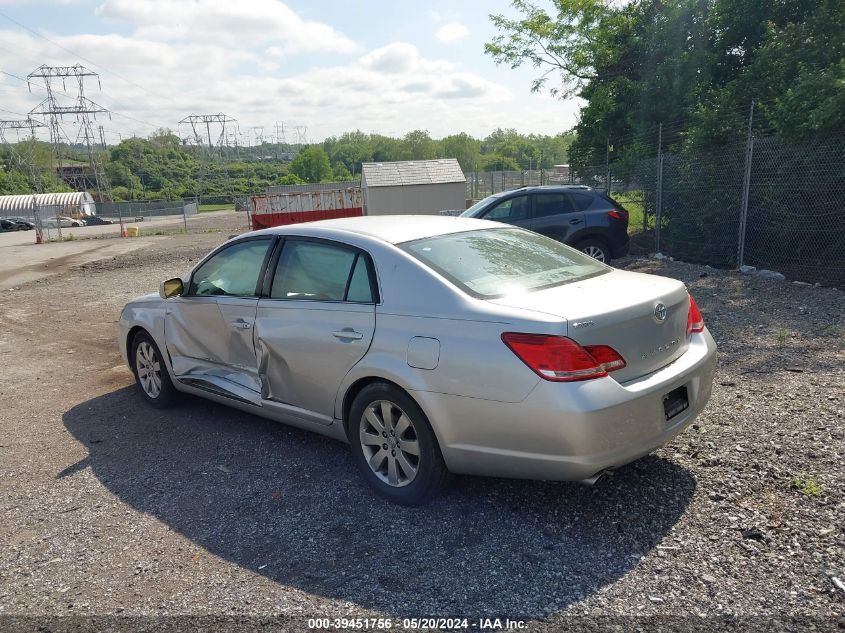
[0,0,582,145]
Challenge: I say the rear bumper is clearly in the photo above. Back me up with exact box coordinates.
[413,329,717,481]
[612,235,630,258]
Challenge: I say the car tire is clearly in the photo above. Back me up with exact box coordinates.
[348,383,449,505]
[576,238,611,263]
[131,331,178,408]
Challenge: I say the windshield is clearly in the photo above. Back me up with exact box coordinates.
[400,228,609,299]
[460,194,502,217]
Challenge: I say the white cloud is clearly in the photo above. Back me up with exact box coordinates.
[0,4,580,142]
[434,23,469,43]
[94,0,359,54]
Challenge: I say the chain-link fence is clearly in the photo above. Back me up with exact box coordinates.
[466,130,844,287]
[465,169,576,198]
[0,197,252,242]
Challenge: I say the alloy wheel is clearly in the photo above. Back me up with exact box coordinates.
[359,400,420,487]
[582,245,607,262]
[135,340,162,399]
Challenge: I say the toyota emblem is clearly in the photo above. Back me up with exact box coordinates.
[654,303,667,322]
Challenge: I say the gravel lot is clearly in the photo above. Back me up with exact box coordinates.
[0,228,843,630]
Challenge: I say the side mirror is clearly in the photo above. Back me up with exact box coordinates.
[160,277,184,299]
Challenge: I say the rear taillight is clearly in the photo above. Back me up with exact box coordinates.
[607,210,625,220]
[686,294,704,336]
[501,333,626,382]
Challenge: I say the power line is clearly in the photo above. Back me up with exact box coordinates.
[0,10,181,108]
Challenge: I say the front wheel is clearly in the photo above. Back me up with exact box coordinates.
[348,383,449,505]
[576,238,611,263]
[132,331,178,408]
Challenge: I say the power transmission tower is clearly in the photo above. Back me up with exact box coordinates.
[178,113,237,204]
[0,117,49,241]
[251,126,264,148]
[274,121,287,159]
[27,64,112,203]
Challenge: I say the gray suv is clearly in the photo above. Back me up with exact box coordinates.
[460,185,630,263]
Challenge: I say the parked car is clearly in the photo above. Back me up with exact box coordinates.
[119,216,716,505]
[44,216,85,228]
[461,185,629,263]
[0,218,21,232]
[82,215,113,226]
[4,217,35,230]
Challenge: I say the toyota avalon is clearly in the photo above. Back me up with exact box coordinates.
[118,216,716,504]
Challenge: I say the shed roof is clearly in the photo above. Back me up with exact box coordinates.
[362,159,465,188]
[0,191,95,213]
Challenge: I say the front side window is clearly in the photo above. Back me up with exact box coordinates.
[401,228,608,299]
[271,240,374,303]
[189,239,272,297]
[484,195,529,222]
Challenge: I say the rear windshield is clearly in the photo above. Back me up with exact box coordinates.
[400,228,609,299]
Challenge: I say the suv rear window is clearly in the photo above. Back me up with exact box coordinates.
[400,228,608,299]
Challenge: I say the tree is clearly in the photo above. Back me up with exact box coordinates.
[486,0,845,167]
[400,130,437,160]
[440,133,481,171]
[289,146,332,183]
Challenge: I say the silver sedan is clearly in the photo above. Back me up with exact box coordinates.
[118,215,717,504]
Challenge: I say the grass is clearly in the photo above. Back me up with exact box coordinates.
[612,191,647,234]
[199,204,234,213]
[791,476,823,497]
[775,328,791,347]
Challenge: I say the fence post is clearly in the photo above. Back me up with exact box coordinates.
[655,123,663,251]
[490,172,494,195]
[737,101,755,269]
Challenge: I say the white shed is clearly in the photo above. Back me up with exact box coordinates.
[361,159,466,216]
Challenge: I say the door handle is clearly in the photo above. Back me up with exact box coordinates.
[231,319,253,330]
[333,329,363,340]
[569,218,583,225]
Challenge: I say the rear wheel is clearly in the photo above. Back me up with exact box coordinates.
[132,331,178,408]
[348,383,448,505]
[576,238,611,263]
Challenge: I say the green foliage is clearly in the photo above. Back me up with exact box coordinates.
[791,476,823,497]
[0,140,73,195]
[487,0,845,168]
[321,128,575,176]
[289,146,332,183]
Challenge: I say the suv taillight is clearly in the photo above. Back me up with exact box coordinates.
[686,294,704,336]
[501,333,626,382]
[607,210,626,220]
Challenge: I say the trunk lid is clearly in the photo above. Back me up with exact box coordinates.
[490,269,690,382]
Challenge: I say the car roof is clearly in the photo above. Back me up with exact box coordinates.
[251,214,505,245]
[504,185,594,193]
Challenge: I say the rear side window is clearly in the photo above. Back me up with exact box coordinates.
[533,193,573,218]
[271,240,374,303]
[401,228,608,299]
[568,192,596,211]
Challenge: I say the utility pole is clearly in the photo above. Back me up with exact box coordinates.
[27,64,112,208]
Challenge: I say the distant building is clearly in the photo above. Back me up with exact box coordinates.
[361,159,466,216]
[0,191,96,219]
